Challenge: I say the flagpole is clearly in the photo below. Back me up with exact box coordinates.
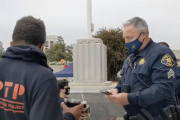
[87,0,92,38]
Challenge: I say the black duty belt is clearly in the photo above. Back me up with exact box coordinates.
[123,105,180,120]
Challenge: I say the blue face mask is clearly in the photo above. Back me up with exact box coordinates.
[125,32,144,54]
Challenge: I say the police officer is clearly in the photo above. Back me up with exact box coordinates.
[158,42,180,105]
[106,17,178,119]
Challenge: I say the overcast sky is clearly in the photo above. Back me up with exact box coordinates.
[0,0,180,50]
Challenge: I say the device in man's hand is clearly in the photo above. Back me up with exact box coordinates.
[64,99,90,119]
[100,90,112,95]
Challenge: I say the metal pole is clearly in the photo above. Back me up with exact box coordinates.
[87,0,92,38]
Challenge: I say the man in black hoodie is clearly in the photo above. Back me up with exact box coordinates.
[0,16,83,120]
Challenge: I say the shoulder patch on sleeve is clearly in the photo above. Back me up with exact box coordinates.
[177,61,180,67]
[167,69,175,79]
[161,54,175,67]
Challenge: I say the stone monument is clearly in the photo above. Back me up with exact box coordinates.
[68,1,122,120]
[71,0,112,86]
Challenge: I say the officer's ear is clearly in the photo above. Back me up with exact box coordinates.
[142,31,148,37]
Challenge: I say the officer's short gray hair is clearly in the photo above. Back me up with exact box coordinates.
[122,17,149,34]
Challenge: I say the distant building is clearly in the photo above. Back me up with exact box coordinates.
[172,50,180,59]
[44,35,64,52]
[0,41,4,56]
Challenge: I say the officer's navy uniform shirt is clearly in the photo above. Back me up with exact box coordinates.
[116,39,177,117]
[0,45,75,120]
[176,58,180,99]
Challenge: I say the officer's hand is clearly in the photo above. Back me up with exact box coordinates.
[109,89,118,95]
[105,89,119,101]
[61,102,84,120]
[106,93,129,106]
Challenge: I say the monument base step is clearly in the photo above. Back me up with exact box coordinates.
[69,81,112,86]
[69,82,116,93]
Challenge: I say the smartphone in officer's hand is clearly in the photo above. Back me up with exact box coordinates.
[100,90,112,95]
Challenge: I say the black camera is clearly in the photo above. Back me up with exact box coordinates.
[64,99,82,107]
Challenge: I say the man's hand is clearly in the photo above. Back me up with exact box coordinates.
[61,102,84,120]
[106,93,129,106]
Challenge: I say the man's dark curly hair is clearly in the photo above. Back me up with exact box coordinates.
[57,79,69,90]
[12,16,46,46]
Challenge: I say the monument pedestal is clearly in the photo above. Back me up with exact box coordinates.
[73,38,111,85]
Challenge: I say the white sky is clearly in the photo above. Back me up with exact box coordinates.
[0,0,180,50]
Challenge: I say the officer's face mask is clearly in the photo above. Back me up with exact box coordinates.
[65,87,70,95]
[125,32,145,54]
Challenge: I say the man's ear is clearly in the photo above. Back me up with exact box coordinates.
[40,43,45,51]
[10,41,13,47]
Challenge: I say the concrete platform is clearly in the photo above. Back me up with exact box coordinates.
[68,83,125,120]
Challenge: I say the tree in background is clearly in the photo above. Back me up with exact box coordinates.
[45,43,73,62]
[66,44,73,61]
[0,41,4,57]
[57,36,64,43]
[94,28,128,81]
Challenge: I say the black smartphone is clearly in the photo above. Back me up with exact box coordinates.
[100,90,112,95]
